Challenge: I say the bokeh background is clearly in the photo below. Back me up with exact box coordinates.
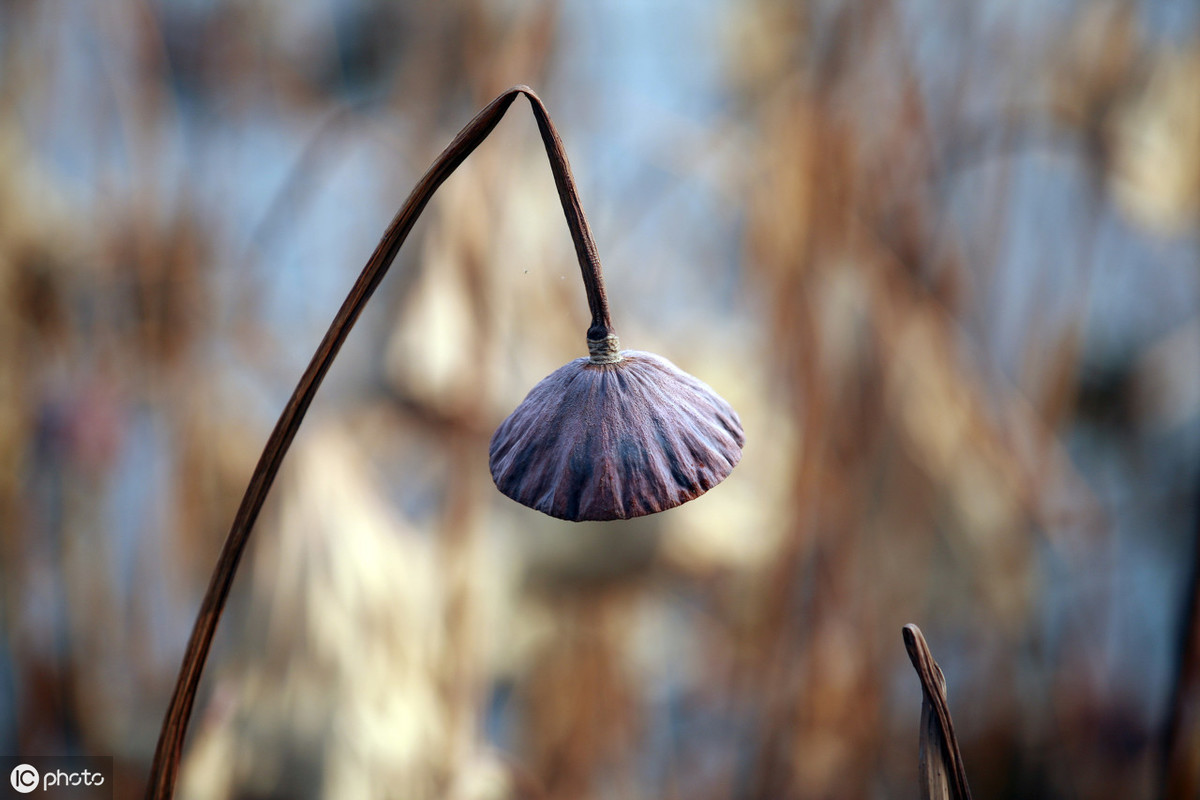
[2,1,1200,798]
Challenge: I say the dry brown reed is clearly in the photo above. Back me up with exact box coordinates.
[904,624,973,800]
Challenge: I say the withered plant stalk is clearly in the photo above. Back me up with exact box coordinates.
[146,85,611,800]
[903,624,974,800]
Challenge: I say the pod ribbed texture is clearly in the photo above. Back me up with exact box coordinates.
[489,351,744,521]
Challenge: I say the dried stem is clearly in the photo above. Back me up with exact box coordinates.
[1162,501,1200,800]
[523,90,613,339]
[145,85,610,800]
[903,624,974,800]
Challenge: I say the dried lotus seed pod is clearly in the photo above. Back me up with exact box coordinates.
[150,86,747,800]
[490,334,744,521]
[486,92,744,521]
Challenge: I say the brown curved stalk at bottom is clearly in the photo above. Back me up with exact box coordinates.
[903,624,974,800]
[146,85,611,800]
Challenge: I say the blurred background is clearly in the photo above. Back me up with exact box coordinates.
[2,0,1199,798]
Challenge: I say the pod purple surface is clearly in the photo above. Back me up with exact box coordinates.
[490,348,744,521]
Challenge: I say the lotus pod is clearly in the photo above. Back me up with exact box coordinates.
[148,87,747,800]
[481,87,745,521]
[490,335,744,521]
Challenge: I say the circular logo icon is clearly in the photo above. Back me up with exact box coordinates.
[10,764,39,793]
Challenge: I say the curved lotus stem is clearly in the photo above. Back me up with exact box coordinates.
[146,85,611,800]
